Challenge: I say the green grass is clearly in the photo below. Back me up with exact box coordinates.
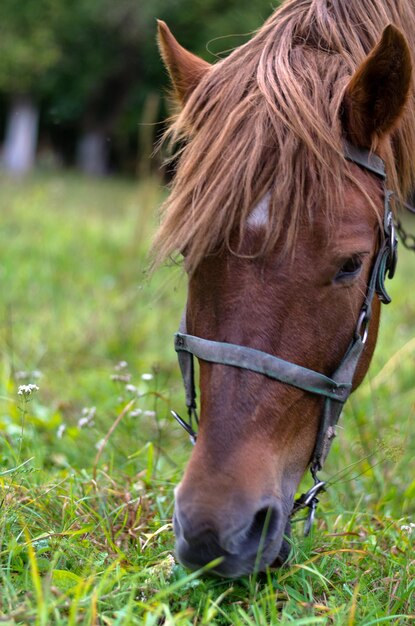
[0,172,414,625]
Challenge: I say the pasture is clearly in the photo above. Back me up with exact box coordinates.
[0,172,414,625]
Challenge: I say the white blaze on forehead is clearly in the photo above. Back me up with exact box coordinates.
[247,192,271,229]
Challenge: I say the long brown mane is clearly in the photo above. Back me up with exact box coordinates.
[154,0,415,273]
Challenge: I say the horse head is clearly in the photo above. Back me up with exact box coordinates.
[155,4,414,577]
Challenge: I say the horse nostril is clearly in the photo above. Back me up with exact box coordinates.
[246,505,279,546]
[219,502,281,556]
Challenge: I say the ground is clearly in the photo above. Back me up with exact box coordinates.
[0,172,414,625]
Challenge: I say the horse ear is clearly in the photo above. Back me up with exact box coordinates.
[342,25,412,147]
[157,20,211,105]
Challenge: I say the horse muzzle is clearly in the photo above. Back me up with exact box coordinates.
[173,491,292,577]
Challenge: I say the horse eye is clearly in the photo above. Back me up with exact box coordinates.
[335,255,363,281]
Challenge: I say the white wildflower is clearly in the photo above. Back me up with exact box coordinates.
[141,373,153,382]
[400,523,415,533]
[125,384,137,393]
[144,410,156,418]
[78,407,96,428]
[129,409,143,418]
[15,371,28,381]
[57,424,66,439]
[144,555,176,586]
[162,554,176,578]
[17,384,39,397]
[95,438,105,451]
[111,374,131,383]
[115,361,128,371]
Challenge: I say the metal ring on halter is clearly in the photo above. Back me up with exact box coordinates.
[294,481,326,509]
[355,309,370,344]
[387,209,394,235]
[291,479,326,536]
[386,214,398,279]
[291,481,326,512]
[304,500,318,536]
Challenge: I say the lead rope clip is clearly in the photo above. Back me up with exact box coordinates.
[291,474,326,536]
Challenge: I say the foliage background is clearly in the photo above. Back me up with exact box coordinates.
[0,0,275,174]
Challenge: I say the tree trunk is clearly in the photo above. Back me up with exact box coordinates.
[76,129,109,176]
[76,56,139,177]
[137,92,160,179]
[2,96,39,175]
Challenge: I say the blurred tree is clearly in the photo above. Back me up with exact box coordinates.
[0,0,277,175]
[0,0,62,173]
[45,0,143,174]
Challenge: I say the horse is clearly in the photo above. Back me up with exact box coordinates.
[154,0,415,577]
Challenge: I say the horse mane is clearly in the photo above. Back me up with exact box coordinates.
[153,0,415,273]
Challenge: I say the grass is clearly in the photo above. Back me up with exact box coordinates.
[0,171,414,625]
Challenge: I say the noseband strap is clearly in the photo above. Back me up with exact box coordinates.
[175,333,352,402]
[172,140,398,534]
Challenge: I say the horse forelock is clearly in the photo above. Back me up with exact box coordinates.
[153,0,415,274]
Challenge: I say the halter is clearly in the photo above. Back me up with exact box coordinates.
[172,140,398,535]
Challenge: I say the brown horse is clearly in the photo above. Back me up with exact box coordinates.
[154,0,415,577]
